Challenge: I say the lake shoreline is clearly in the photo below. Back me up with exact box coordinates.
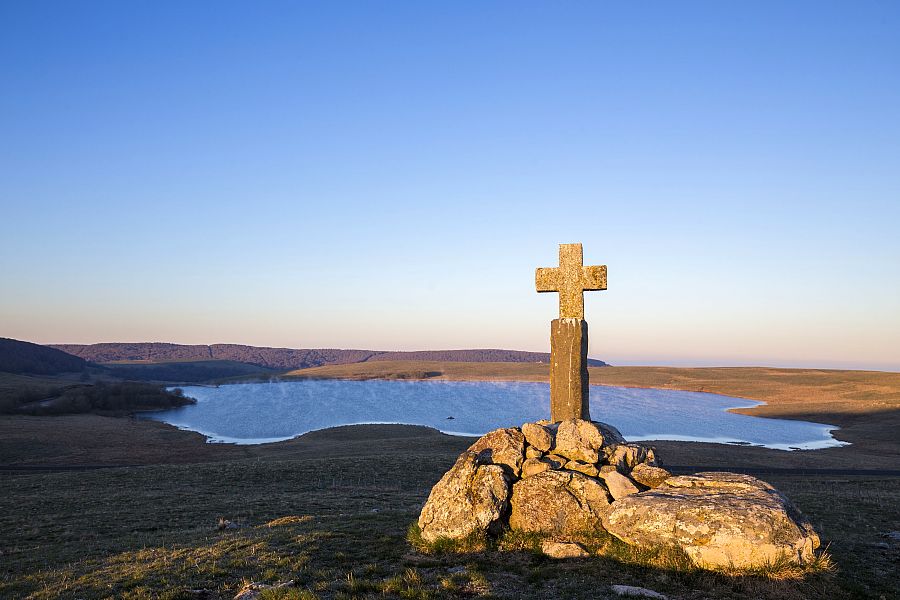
[145,379,846,450]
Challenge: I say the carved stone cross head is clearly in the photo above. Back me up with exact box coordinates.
[535,243,607,319]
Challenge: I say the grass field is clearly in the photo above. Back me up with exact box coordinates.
[1,364,899,599]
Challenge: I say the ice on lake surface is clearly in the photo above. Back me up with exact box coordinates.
[140,379,847,450]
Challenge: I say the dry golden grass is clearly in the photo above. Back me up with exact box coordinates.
[4,433,892,599]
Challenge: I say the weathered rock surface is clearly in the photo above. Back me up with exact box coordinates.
[521,422,554,452]
[598,469,640,500]
[468,428,526,477]
[418,452,509,542]
[565,460,599,477]
[603,472,820,568]
[630,463,671,489]
[605,443,654,471]
[554,419,607,463]
[509,470,611,534]
[541,540,589,558]
[521,457,553,478]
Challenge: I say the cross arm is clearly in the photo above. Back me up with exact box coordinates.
[535,267,560,292]
[581,265,607,291]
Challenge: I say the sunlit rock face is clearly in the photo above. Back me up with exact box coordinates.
[509,469,612,534]
[417,419,654,542]
[603,472,821,568]
[417,420,821,570]
[417,451,509,543]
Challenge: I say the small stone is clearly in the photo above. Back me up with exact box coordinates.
[598,470,640,500]
[521,422,554,452]
[610,584,668,599]
[541,540,589,558]
[525,446,544,459]
[234,581,295,600]
[447,566,466,574]
[565,460,599,477]
[522,457,553,478]
[630,463,671,489]
[554,419,606,463]
[467,427,526,477]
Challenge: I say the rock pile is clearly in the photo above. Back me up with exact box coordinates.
[417,419,820,569]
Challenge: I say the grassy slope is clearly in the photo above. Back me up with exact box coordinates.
[1,424,897,599]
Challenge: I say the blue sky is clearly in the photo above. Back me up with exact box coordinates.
[1,1,899,370]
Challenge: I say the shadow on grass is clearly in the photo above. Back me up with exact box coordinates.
[406,522,839,600]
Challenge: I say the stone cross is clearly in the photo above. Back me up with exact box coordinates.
[535,243,607,422]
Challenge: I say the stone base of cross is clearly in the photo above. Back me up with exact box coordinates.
[536,244,607,423]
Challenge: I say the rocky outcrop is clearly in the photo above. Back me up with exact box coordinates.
[417,452,509,542]
[419,419,648,541]
[417,421,821,571]
[603,472,821,568]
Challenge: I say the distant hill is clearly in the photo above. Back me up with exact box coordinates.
[0,338,87,375]
[51,343,608,370]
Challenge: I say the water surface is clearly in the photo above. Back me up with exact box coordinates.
[141,379,846,450]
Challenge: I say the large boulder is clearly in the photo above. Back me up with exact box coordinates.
[603,472,820,568]
[468,427,526,477]
[509,469,612,534]
[418,452,509,542]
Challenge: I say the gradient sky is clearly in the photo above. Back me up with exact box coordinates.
[1,1,899,370]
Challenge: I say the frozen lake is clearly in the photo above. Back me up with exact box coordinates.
[140,379,846,450]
